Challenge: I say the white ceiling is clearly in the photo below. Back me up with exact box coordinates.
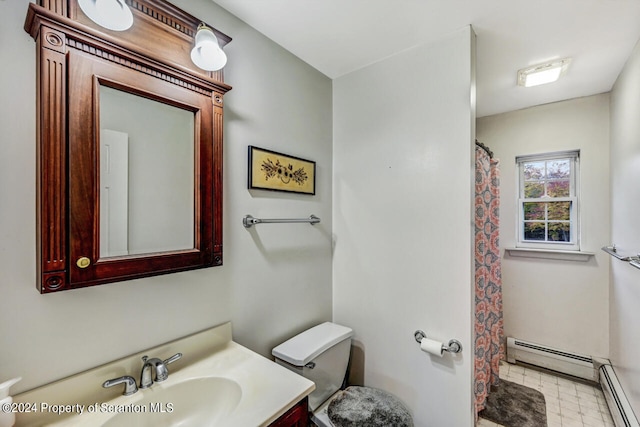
[211,0,640,117]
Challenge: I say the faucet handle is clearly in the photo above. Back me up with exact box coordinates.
[154,353,182,383]
[103,375,138,396]
[141,355,148,363]
[163,353,182,366]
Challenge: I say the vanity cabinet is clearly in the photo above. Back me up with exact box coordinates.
[269,397,309,427]
[24,0,231,293]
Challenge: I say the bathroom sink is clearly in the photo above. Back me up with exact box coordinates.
[102,377,242,427]
[14,323,314,427]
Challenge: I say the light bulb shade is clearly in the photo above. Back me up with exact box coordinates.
[191,25,227,71]
[78,0,133,31]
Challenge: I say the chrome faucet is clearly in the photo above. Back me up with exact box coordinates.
[139,353,182,389]
[102,376,138,396]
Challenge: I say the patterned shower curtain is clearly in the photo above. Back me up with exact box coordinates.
[474,144,503,414]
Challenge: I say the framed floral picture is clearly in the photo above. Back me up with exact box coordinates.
[248,146,316,195]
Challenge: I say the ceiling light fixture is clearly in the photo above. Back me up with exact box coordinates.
[78,0,134,31]
[190,24,228,71]
[517,58,572,87]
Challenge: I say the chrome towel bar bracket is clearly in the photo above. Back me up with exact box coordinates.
[414,330,462,354]
[243,214,320,229]
[602,245,640,270]
[601,245,639,261]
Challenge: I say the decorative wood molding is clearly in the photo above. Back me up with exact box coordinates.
[66,38,214,97]
[42,27,65,52]
[28,2,232,91]
[39,0,67,16]
[26,0,231,292]
[213,101,224,266]
[43,273,67,293]
[126,0,231,45]
[36,39,68,293]
[128,0,195,38]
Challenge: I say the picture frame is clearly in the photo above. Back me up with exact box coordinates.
[248,146,316,195]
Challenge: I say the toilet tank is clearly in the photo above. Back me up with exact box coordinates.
[272,322,353,412]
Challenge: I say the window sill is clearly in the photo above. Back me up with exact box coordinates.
[505,247,595,262]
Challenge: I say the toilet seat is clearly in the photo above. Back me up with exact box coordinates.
[325,386,413,427]
[311,386,413,427]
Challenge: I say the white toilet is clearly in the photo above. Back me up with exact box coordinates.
[272,322,354,427]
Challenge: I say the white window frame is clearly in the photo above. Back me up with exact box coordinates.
[516,150,580,251]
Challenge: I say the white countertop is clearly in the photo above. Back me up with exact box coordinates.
[13,323,314,426]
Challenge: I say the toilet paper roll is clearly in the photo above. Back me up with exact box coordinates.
[420,338,444,357]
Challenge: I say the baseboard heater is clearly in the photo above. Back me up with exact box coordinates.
[600,364,640,427]
[506,337,597,382]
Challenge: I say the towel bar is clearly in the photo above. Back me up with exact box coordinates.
[602,245,640,271]
[243,214,320,229]
[601,245,638,261]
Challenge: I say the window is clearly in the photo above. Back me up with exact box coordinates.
[516,150,580,251]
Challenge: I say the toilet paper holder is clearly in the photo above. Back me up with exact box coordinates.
[414,330,462,354]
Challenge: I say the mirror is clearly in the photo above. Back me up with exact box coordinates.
[99,86,195,258]
[25,0,231,293]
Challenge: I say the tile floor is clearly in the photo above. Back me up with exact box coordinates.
[477,362,615,427]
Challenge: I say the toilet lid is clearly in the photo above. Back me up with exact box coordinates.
[272,322,353,366]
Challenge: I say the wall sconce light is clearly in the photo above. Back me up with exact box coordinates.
[191,23,228,71]
[78,0,134,31]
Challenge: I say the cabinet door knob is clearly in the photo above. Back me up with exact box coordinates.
[76,257,91,269]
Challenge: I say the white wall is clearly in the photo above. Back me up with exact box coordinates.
[477,94,611,357]
[0,0,332,394]
[333,27,476,427]
[610,37,640,415]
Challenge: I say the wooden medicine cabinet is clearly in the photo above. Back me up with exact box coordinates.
[24,0,231,293]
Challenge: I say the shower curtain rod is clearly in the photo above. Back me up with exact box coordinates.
[475,140,494,159]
